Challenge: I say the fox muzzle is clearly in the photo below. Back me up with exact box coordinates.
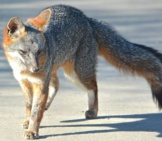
[28,53,39,73]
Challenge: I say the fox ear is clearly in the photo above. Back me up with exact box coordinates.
[7,17,25,38]
[27,9,51,31]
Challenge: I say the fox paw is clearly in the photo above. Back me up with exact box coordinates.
[24,131,39,140]
[85,110,97,119]
[23,120,29,129]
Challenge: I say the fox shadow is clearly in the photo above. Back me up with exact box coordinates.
[40,113,162,139]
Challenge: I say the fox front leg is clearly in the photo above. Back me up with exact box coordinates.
[24,83,48,140]
[45,69,59,110]
[19,80,33,129]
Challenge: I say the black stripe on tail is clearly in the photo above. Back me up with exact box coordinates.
[151,86,162,109]
[135,43,162,109]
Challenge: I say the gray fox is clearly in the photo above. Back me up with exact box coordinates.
[2,5,162,139]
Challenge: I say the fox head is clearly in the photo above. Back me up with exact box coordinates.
[2,9,51,73]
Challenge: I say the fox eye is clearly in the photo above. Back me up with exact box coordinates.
[19,50,27,55]
[37,50,42,56]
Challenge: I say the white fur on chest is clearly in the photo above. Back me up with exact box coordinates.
[8,59,26,73]
[7,60,41,84]
[13,71,43,84]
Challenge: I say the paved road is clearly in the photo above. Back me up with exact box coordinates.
[0,0,162,140]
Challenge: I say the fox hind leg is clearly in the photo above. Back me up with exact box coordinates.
[84,79,98,119]
[63,32,98,119]
[63,61,98,119]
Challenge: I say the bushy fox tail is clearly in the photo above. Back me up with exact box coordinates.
[89,18,162,109]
